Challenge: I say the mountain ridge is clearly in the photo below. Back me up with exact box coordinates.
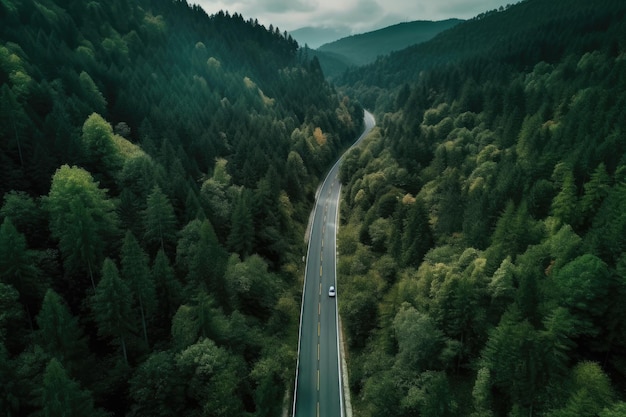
[308,18,462,79]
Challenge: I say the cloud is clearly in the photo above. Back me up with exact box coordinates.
[196,0,514,32]
[249,0,319,14]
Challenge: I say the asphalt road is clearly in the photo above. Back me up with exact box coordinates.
[293,111,375,417]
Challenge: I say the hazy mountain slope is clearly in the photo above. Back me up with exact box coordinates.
[289,25,352,49]
[341,0,626,94]
[318,19,462,67]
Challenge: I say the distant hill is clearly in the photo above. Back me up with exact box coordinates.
[310,19,462,79]
[289,25,352,49]
[318,19,463,67]
[340,0,626,93]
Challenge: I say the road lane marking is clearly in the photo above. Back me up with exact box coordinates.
[318,322,320,336]
[317,370,320,391]
[318,344,320,361]
[318,302,320,315]
[320,266,323,276]
[319,283,322,295]
[317,402,320,417]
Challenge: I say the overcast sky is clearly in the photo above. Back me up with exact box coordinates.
[195,0,517,33]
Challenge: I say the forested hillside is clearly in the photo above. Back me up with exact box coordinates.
[318,19,462,67]
[0,0,363,416]
[336,0,626,416]
[310,19,462,80]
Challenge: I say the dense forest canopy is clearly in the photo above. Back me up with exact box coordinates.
[0,0,362,415]
[335,0,626,416]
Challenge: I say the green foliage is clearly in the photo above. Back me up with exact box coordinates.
[174,338,245,417]
[121,231,155,345]
[393,303,446,373]
[91,258,134,362]
[0,217,41,308]
[547,361,614,417]
[336,2,626,415]
[0,0,361,413]
[40,358,107,417]
[128,351,185,417]
[34,289,91,381]
[224,254,280,320]
[45,165,118,289]
[81,112,121,176]
[400,198,434,267]
[142,186,177,256]
[0,282,25,352]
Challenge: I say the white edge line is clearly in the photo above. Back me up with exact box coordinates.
[334,181,344,417]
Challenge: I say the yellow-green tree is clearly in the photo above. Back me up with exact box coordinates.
[45,165,118,290]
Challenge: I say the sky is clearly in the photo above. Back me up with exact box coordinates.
[195,0,517,33]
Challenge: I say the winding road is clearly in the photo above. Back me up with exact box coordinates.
[293,111,375,417]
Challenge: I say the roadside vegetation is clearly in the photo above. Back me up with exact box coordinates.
[336,1,626,415]
[0,0,362,415]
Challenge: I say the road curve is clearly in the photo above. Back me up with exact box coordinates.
[293,110,376,417]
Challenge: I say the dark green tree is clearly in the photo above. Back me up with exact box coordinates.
[128,351,185,417]
[0,282,26,353]
[227,189,254,257]
[175,338,245,417]
[151,248,181,330]
[34,289,91,381]
[0,190,47,248]
[0,217,41,321]
[401,198,434,268]
[40,358,107,417]
[121,230,156,345]
[551,169,578,226]
[551,254,610,338]
[91,258,134,363]
[393,303,446,373]
[143,186,177,256]
[580,162,610,227]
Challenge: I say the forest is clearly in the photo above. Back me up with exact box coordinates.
[0,0,363,416]
[335,0,626,416]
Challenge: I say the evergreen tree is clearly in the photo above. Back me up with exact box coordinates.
[401,198,433,268]
[551,169,578,227]
[227,189,254,257]
[40,358,107,417]
[121,230,156,345]
[91,258,134,363]
[143,186,177,256]
[34,289,91,381]
[0,217,41,319]
[152,248,181,330]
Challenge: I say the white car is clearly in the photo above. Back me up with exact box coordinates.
[328,286,336,297]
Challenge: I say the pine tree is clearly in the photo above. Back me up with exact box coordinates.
[0,217,41,320]
[121,231,155,346]
[152,248,181,328]
[401,198,433,268]
[35,290,91,380]
[40,358,107,417]
[227,189,254,257]
[143,186,177,256]
[91,258,134,363]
